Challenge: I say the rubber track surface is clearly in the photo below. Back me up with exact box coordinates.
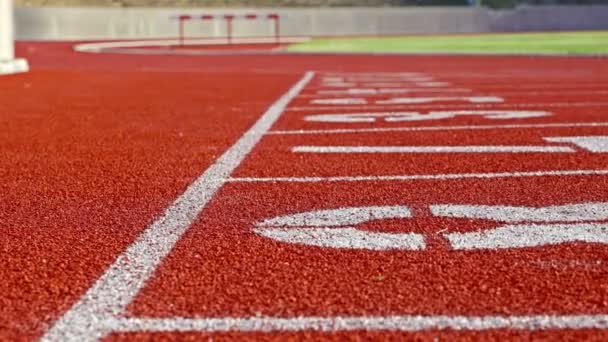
[1,42,607,340]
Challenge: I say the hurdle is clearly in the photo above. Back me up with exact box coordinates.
[173,13,281,46]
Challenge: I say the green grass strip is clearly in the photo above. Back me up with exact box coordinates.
[288,31,608,55]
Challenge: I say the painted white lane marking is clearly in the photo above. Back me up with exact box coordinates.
[259,206,411,226]
[286,101,608,111]
[432,202,608,223]
[376,96,503,105]
[256,227,425,251]
[256,202,608,251]
[293,136,608,154]
[362,82,417,87]
[268,122,608,135]
[226,169,608,183]
[314,88,471,95]
[323,72,424,78]
[321,82,356,88]
[321,77,344,82]
[417,81,450,87]
[310,98,368,105]
[344,77,435,83]
[469,89,608,96]
[446,223,608,250]
[111,314,608,332]
[41,72,315,342]
[435,203,608,250]
[303,110,550,123]
[545,136,608,153]
[292,145,576,154]
[255,206,424,251]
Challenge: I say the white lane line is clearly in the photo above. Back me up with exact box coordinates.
[227,169,608,183]
[310,98,368,105]
[376,96,504,105]
[286,101,608,111]
[41,72,315,342]
[322,72,425,77]
[303,110,550,123]
[111,314,608,332]
[292,145,575,154]
[268,122,608,135]
[306,88,472,96]
[474,89,608,96]
[416,81,450,87]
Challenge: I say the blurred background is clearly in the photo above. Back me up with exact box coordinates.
[10,0,608,54]
[14,0,608,8]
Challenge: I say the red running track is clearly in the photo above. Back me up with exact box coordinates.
[1,42,607,340]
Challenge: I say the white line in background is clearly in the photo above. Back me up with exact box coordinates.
[292,145,575,154]
[473,89,608,96]
[375,96,504,105]
[111,314,608,333]
[308,88,472,96]
[227,169,608,183]
[286,102,608,111]
[322,72,425,76]
[268,122,608,135]
[41,72,315,342]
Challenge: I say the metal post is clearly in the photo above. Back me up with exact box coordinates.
[274,16,280,44]
[0,0,16,61]
[225,15,234,45]
[179,18,185,46]
[177,15,192,47]
[0,0,28,75]
[268,14,280,45]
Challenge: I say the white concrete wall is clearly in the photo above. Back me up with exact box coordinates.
[13,5,608,41]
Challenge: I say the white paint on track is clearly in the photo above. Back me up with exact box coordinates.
[41,72,315,342]
[256,227,426,250]
[432,202,608,223]
[310,98,368,105]
[255,205,425,251]
[292,145,575,154]
[323,72,424,78]
[446,223,608,250]
[546,136,608,153]
[312,88,472,96]
[111,314,608,332]
[376,96,503,105]
[416,81,450,87]
[227,169,608,183]
[268,122,608,135]
[286,101,608,111]
[435,202,608,250]
[302,110,550,123]
[259,206,412,227]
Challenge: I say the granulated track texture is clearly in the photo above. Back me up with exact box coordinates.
[1,42,607,341]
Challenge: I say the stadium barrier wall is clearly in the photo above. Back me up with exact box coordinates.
[14,5,608,41]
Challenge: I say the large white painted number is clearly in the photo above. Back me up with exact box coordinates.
[254,206,425,251]
[545,136,608,153]
[433,203,608,250]
[255,202,608,251]
[304,110,551,123]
